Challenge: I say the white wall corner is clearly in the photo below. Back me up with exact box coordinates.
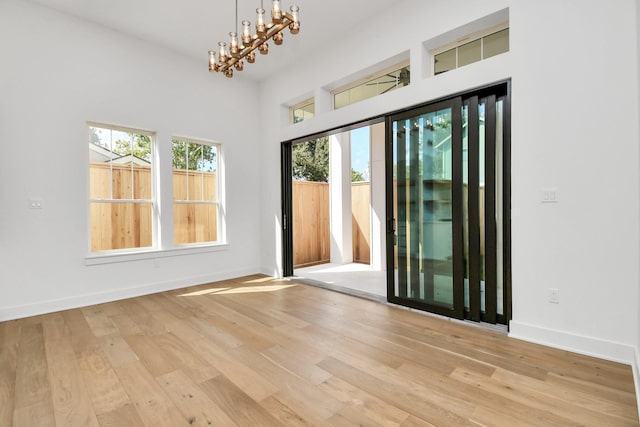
[509,320,637,365]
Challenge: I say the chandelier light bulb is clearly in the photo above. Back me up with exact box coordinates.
[256,8,266,36]
[218,41,228,63]
[241,20,252,46]
[208,50,216,71]
[272,0,282,23]
[289,5,300,34]
[229,32,239,55]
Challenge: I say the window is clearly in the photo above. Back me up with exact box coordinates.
[172,138,221,245]
[292,99,315,123]
[88,123,155,252]
[434,27,509,75]
[333,62,410,110]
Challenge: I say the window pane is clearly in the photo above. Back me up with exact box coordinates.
[89,162,111,199]
[334,91,349,109]
[458,39,481,67]
[434,48,456,75]
[174,203,218,244]
[349,84,366,104]
[483,28,509,59]
[293,102,315,123]
[89,124,155,253]
[90,202,152,251]
[172,138,219,245]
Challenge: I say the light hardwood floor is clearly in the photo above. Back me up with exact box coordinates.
[1,275,638,426]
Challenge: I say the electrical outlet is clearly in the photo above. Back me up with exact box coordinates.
[548,288,559,304]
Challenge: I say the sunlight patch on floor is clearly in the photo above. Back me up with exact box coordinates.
[178,284,296,297]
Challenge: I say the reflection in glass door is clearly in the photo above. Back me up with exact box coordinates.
[387,99,464,318]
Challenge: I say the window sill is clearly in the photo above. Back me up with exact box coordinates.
[84,243,229,266]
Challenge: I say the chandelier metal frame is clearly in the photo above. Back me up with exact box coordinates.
[208,0,300,78]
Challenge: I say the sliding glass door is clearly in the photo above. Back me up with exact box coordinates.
[387,83,510,324]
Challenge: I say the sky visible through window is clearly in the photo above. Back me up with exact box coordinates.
[351,127,370,181]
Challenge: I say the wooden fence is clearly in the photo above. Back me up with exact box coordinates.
[89,163,217,251]
[292,180,371,268]
[89,163,371,261]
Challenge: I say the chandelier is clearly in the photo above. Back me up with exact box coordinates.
[208,0,300,78]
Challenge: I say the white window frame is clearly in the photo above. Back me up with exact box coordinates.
[171,136,225,247]
[331,60,410,110]
[87,121,158,254]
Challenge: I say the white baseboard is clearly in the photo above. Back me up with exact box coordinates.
[0,268,260,322]
[509,320,636,365]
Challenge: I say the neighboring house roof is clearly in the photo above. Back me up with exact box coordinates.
[89,142,151,166]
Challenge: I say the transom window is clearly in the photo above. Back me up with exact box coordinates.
[434,25,509,75]
[88,123,155,252]
[292,99,315,124]
[333,62,410,110]
[172,138,221,245]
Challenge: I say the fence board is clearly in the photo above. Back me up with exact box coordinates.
[351,182,371,264]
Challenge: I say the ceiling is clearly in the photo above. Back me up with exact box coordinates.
[27,0,392,81]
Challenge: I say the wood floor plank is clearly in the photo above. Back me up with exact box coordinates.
[449,367,612,426]
[262,343,332,385]
[492,366,639,422]
[319,375,410,427]
[318,356,478,427]
[259,394,316,427]
[109,313,144,336]
[77,346,131,416]
[328,405,387,427]
[114,361,188,426]
[0,322,19,427]
[95,403,145,427]
[199,374,284,426]
[13,401,57,427]
[101,335,139,368]
[2,275,638,426]
[13,323,54,423]
[157,369,236,426]
[190,337,279,402]
[123,333,176,378]
[119,299,169,336]
[229,344,345,421]
[81,305,118,337]
[150,333,218,383]
[61,309,99,354]
[42,314,100,427]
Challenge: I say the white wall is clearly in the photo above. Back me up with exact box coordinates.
[0,0,263,320]
[258,0,640,366]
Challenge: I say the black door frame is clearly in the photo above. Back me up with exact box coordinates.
[281,80,511,325]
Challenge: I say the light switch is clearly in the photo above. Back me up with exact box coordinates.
[29,197,43,209]
[541,188,559,203]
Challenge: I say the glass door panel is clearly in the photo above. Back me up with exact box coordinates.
[388,99,463,318]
